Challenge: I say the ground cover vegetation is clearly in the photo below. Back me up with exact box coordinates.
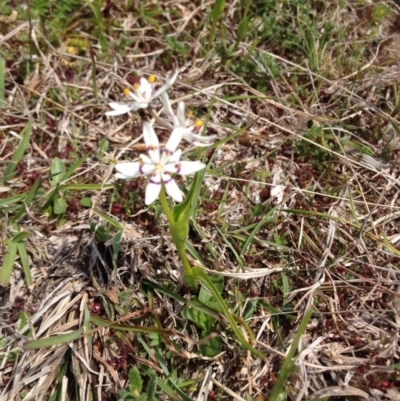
[1,0,400,400]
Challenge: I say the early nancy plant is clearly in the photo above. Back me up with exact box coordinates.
[106,71,215,287]
[106,70,266,361]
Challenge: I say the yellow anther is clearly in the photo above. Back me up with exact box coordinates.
[148,75,156,83]
[123,88,131,96]
[195,120,203,128]
[66,46,78,55]
[133,82,140,90]
[187,110,194,118]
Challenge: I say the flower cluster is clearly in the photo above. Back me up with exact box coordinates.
[107,71,216,205]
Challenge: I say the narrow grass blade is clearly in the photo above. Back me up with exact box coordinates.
[112,229,122,272]
[0,194,26,207]
[240,204,279,257]
[0,242,18,285]
[185,240,206,266]
[90,315,178,335]
[63,183,113,190]
[4,120,32,183]
[12,177,41,222]
[155,377,185,401]
[24,327,84,350]
[268,308,314,401]
[216,226,241,264]
[348,189,360,227]
[0,57,5,108]
[17,242,32,286]
[235,0,251,47]
[151,347,195,401]
[92,209,123,230]
[207,0,225,51]
[192,267,266,361]
[62,154,88,182]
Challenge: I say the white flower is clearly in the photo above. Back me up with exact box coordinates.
[161,92,217,154]
[115,122,206,205]
[106,71,179,116]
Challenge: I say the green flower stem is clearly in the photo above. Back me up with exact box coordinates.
[158,185,174,224]
[159,186,195,280]
[175,242,194,277]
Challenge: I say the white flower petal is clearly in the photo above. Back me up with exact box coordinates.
[126,91,141,103]
[175,161,205,175]
[162,173,183,203]
[106,101,147,116]
[152,70,179,99]
[143,122,160,163]
[183,131,218,145]
[177,102,186,125]
[145,173,162,205]
[168,149,182,163]
[140,164,156,175]
[139,154,153,165]
[132,101,150,110]
[115,162,142,179]
[164,127,187,155]
[138,78,153,101]
[192,141,213,147]
[163,163,179,174]
[106,103,133,116]
[161,92,174,118]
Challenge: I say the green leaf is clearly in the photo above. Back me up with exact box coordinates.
[128,367,143,398]
[11,231,29,243]
[199,333,221,357]
[145,369,157,401]
[183,275,223,331]
[170,188,193,248]
[50,157,66,186]
[118,389,134,400]
[182,307,214,332]
[53,197,67,215]
[4,121,32,183]
[148,332,162,347]
[199,275,223,304]
[92,225,110,243]
[80,197,92,207]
